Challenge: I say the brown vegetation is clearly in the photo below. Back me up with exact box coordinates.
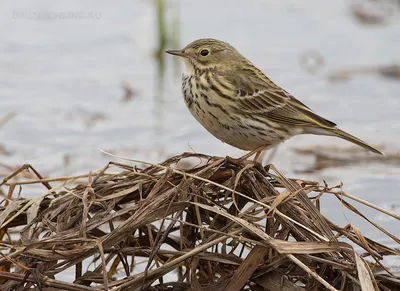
[0,152,398,290]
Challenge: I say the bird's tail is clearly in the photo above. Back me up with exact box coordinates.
[304,127,383,155]
[329,128,383,155]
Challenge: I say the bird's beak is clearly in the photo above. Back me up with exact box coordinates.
[165,49,186,57]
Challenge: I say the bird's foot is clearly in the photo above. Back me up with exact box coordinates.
[223,146,266,167]
[239,146,267,162]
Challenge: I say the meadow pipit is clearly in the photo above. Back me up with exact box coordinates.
[166,38,383,156]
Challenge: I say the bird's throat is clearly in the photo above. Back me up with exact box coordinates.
[183,58,195,75]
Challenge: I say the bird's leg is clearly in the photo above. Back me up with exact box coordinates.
[238,145,266,161]
[224,146,267,167]
[253,149,264,162]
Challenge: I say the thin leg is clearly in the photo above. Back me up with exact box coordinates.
[239,145,266,161]
[253,150,263,162]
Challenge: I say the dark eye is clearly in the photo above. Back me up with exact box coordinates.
[200,49,209,56]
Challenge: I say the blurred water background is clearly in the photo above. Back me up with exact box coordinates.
[0,0,399,266]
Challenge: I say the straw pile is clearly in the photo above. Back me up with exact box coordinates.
[0,152,399,291]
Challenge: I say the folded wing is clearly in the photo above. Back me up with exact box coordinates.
[221,70,337,129]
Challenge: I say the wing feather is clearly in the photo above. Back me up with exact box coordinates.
[219,70,336,129]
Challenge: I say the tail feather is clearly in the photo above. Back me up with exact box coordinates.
[330,128,383,155]
[305,127,384,155]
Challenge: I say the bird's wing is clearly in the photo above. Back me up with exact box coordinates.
[220,70,336,129]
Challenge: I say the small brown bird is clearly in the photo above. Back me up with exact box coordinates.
[166,38,383,156]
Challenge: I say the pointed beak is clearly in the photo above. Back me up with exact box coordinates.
[165,49,186,57]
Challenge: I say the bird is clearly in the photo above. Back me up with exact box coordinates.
[166,38,383,158]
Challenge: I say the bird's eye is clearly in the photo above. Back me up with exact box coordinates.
[200,49,209,56]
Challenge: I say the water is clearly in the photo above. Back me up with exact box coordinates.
[1,0,399,270]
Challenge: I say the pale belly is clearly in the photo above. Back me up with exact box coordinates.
[181,74,292,151]
[192,109,274,150]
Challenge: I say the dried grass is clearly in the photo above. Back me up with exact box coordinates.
[0,152,398,290]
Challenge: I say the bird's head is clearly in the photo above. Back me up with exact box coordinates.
[166,38,244,73]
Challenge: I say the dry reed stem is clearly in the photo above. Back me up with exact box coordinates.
[0,152,398,290]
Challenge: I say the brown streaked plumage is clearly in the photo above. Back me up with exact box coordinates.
[166,38,383,155]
